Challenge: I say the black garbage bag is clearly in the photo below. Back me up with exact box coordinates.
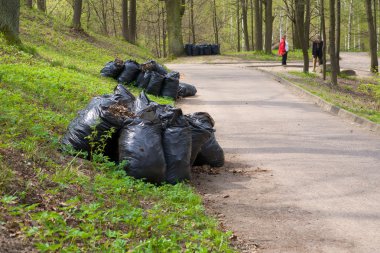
[187,112,215,129]
[140,60,167,75]
[185,44,192,56]
[134,91,151,113]
[194,132,224,167]
[161,108,192,184]
[178,82,197,97]
[160,77,179,99]
[166,71,180,80]
[117,60,140,84]
[100,59,124,78]
[61,91,135,159]
[118,107,166,184]
[203,45,212,55]
[146,71,164,96]
[185,113,213,165]
[135,71,152,89]
[114,84,136,111]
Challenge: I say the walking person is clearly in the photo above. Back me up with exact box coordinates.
[278,35,289,66]
[312,35,323,72]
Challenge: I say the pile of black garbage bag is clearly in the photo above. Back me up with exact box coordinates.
[184,44,220,56]
[100,59,197,99]
[61,84,224,184]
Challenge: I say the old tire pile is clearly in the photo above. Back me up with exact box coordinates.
[184,44,220,56]
[100,59,197,99]
[62,85,224,185]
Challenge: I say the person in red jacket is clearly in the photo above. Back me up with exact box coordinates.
[278,35,288,65]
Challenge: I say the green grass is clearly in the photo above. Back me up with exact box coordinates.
[0,6,234,252]
[283,71,380,123]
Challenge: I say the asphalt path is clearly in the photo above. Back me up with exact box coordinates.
[168,63,380,253]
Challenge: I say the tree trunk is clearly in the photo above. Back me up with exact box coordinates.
[250,0,254,50]
[37,0,46,12]
[365,0,379,72]
[237,0,241,51]
[255,0,263,51]
[25,0,33,8]
[335,0,341,72]
[0,0,20,43]
[264,0,273,54]
[72,0,83,30]
[347,0,353,50]
[128,0,136,44]
[304,0,310,42]
[295,0,309,72]
[190,0,195,43]
[329,0,338,85]
[213,0,219,45]
[122,0,129,41]
[241,0,250,50]
[165,0,184,56]
[162,4,167,57]
[321,0,327,80]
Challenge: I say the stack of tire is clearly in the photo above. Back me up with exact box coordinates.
[185,44,220,56]
[61,85,224,185]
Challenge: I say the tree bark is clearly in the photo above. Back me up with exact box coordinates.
[241,0,250,50]
[237,0,241,51]
[72,0,83,30]
[255,0,263,51]
[165,0,184,56]
[347,0,353,50]
[365,0,379,72]
[213,0,219,45]
[329,0,338,85]
[250,0,254,50]
[128,0,136,44]
[25,0,33,8]
[335,0,341,72]
[122,0,129,41]
[321,0,327,80]
[37,0,46,12]
[190,0,195,43]
[264,0,273,54]
[295,0,309,72]
[0,0,20,43]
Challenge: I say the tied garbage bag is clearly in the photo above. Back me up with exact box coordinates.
[146,71,164,96]
[61,88,135,158]
[117,60,140,84]
[194,132,224,167]
[135,71,152,89]
[118,107,166,184]
[114,84,136,111]
[166,71,180,80]
[161,108,192,184]
[160,77,179,99]
[134,91,152,113]
[185,44,192,56]
[185,113,213,165]
[100,59,124,78]
[211,44,220,55]
[178,82,197,97]
[140,60,167,75]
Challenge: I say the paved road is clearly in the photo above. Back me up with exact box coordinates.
[168,63,380,253]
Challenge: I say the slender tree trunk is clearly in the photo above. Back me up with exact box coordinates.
[335,0,341,72]
[37,0,46,12]
[86,1,91,30]
[237,0,241,51]
[329,0,338,85]
[241,0,250,50]
[347,0,353,50]
[264,0,273,54]
[190,0,195,43]
[365,0,379,72]
[213,0,219,45]
[122,0,129,41]
[25,0,33,8]
[165,0,184,56]
[72,0,83,30]
[250,0,254,50]
[0,0,20,43]
[295,0,309,72]
[162,4,167,57]
[128,0,136,44]
[255,0,263,51]
[374,0,377,51]
[305,0,310,42]
[321,0,327,80]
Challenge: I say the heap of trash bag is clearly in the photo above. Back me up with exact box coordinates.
[100,59,197,99]
[184,44,220,56]
[61,84,224,184]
